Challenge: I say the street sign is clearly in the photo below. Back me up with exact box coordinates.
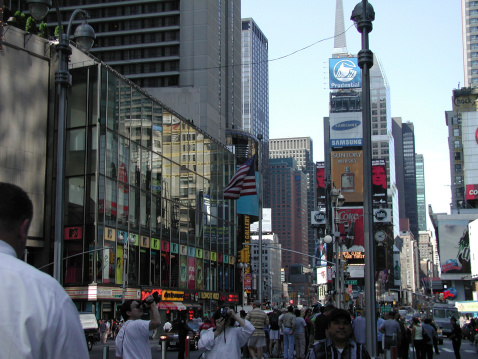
[345,280,357,285]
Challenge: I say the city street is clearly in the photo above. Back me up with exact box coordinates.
[89,339,203,359]
[88,336,478,359]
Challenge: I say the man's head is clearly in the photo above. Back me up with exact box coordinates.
[328,309,352,347]
[253,300,261,308]
[287,305,294,313]
[323,304,335,315]
[0,183,33,258]
[120,300,144,321]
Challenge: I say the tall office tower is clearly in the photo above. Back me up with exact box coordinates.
[446,110,465,210]
[402,122,419,242]
[269,158,309,271]
[416,154,427,231]
[241,18,270,207]
[269,138,316,261]
[369,55,400,236]
[47,1,242,144]
[461,0,478,87]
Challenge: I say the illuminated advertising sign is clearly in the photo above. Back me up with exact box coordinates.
[336,207,364,253]
[316,162,326,206]
[316,267,327,285]
[329,58,361,89]
[466,184,478,200]
[330,112,363,148]
[438,219,471,275]
[331,150,364,203]
[372,159,387,205]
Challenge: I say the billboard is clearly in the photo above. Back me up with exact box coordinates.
[315,241,328,267]
[438,219,471,275]
[336,207,364,252]
[316,267,327,285]
[373,208,392,223]
[372,159,387,205]
[316,162,326,206]
[311,211,326,225]
[469,219,478,279]
[331,150,364,203]
[330,112,363,148]
[329,58,361,89]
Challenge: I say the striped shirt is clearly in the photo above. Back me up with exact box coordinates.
[246,308,269,337]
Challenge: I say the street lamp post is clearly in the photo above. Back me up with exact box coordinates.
[324,188,345,309]
[351,1,376,357]
[26,0,95,283]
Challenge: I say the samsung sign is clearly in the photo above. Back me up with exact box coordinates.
[329,58,362,89]
[330,113,363,147]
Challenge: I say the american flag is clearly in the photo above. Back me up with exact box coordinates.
[223,156,257,199]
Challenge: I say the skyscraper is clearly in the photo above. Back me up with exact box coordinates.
[46,1,242,145]
[461,0,478,87]
[402,122,419,241]
[416,154,427,231]
[269,158,309,271]
[269,137,315,261]
[241,18,270,207]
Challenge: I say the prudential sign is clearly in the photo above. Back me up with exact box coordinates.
[329,58,361,89]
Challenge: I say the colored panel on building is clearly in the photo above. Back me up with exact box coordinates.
[116,246,123,284]
[196,259,203,290]
[105,227,116,242]
[64,226,83,240]
[151,237,160,250]
[140,236,150,248]
[188,256,196,290]
[180,255,187,289]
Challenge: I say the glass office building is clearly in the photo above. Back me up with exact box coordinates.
[62,63,239,316]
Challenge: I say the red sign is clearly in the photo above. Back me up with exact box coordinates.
[64,226,82,240]
[336,207,364,248]
[228,294,239,302]
[466,184,478,200]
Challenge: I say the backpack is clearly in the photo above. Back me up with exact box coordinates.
[270,313,280,330]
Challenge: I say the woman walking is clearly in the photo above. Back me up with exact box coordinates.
[411,317,426,359]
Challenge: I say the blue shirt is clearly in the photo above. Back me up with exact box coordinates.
[377,318,385,341]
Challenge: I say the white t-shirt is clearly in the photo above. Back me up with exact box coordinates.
[115,319,153,359]
[199,320,255,359]
[0,240,89,359]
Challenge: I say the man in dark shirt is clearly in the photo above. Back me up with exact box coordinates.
[449,317,462,359]
[307,308,370,359]
[314,304,334,341]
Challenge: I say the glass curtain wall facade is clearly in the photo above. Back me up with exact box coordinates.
[62,64,237,313]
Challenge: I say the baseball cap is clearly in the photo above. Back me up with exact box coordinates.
[329,309,352,324]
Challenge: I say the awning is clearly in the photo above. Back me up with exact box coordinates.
[174,302,187,310]
[158,302,177,310]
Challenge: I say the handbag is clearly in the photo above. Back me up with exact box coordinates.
[422,327,430,342]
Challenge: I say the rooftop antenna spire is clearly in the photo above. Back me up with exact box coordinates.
[332,0,348,56]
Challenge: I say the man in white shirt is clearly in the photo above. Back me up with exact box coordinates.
[0,182,89,358]
[115,297,161,359]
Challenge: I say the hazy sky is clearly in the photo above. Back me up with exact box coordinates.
[242,0,463,228]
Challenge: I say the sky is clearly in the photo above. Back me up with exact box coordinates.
[242,0,463,230]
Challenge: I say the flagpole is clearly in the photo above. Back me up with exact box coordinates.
[257,135,263,308]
